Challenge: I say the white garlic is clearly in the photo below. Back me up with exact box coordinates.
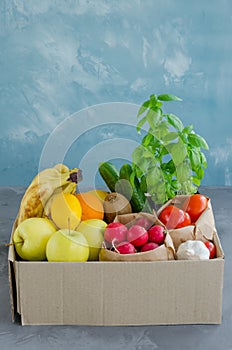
[176,240,210,260]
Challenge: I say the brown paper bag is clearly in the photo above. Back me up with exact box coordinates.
[194,199,216,241]
[157,195,215,251]
[99,212,175,261]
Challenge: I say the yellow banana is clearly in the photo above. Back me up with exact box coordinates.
[15,164,82,228]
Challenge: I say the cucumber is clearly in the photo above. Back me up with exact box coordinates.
[98,162,120,192]
[119,164,152,213]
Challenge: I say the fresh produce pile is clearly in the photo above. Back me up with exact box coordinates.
[11,93,218,262]
[11,163,109,262]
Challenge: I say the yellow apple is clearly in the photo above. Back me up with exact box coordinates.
[76,219,107,261]
[46,229,89,262]
[13,217,57,261]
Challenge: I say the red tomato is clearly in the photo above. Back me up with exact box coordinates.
[183,194,208,223]
[204,241,216,259]
[158,205,191,229]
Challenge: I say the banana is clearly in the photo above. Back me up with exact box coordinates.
[15,164,82,228]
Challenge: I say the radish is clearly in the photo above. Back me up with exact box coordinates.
[141,242,159,252]
[127,225,148,247]
[135,217,153,230]
[148,225,165,245]
[115,241,136,254]
[104,222,128,244]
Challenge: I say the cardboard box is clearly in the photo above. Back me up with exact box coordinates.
[8,227,224,326]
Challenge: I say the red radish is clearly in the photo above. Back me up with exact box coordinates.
[104,222,128,244]
[135,217,153,230]
[115,241,136,254]
[148,225,165,245]
[127,225,148,247]
[141,242,159,252]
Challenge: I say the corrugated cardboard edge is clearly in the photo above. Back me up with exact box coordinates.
[8,217,20,323]
[213,229,225,259]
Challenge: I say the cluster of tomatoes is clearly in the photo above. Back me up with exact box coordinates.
[158,194,208,229]
[158,194,216,259]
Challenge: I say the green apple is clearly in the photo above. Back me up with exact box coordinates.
[46,229,89,262]
[13,217,57,261]
[76,219,107,261]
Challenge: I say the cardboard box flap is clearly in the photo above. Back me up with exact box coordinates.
[213,230,224,259]
[8,218,19,322]
[8,217,17,262]
[8,259,16,322]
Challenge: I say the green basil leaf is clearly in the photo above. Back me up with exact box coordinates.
[146,166,164,190]
[200,151,207,168]
[192,176,201,186]
[146,108,161,130]
[171,179,181,191]
[166,114,184,131]
[143,150,153,158]
[136,157,152,174]
[182,124,194,134]
[152,121,169,140]
[175,162,192,183]
[162,131,179,143]
[161,159,176,174]
[189,148,201,171]
[132,145,144,165]
[137,100,150,117]
[142,133,154,147]
[188,133,209,150]
[168,140,187,166]
[195,166,204,180]
[136,116,147,133]
[158,94,182,101]
[156,101,163,108]
[149,94,157,103]
[160,148,169,158]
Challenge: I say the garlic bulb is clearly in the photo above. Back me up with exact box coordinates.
[176,240,210,260]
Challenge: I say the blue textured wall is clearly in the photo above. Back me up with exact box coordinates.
[0,0,232,186]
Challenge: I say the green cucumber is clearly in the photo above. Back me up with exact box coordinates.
[98,161,120,192]
[119,164,152,213]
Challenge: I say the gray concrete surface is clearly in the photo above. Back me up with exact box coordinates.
[0,186,231,350]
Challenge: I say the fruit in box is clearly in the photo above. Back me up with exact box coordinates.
[46,229,89,262]
[76,219,107,261]
[13,217,57,261]
[76,192,104,221]
[14,164,82,229]
[88,189,109,202]
[50,192,82,230]
[103,192,132,223]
